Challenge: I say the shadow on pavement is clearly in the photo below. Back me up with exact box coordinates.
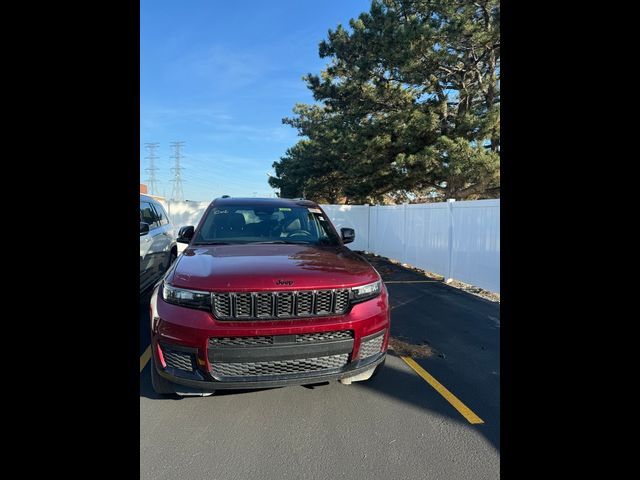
[140,352,498,452]
[356,352,500,452]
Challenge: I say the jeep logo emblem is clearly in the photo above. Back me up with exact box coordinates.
[275,279,294,286]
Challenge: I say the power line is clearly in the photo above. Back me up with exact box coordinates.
[162,150,279,200]
[144,142,160,195]
[170,141,186,201]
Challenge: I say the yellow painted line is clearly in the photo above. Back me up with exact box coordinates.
[384,280,439,284]
[400,356,484,424]
[140,345,151,373]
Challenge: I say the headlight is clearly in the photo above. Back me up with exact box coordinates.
[351,280,382,303]
[162,283,212,310]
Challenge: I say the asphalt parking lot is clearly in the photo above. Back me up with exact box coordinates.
[140,254,500,480]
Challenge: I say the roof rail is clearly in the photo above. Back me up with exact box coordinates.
[221,195,230,198]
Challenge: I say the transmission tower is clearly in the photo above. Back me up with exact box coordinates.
[144,142,160,195]
[170,141,186,201]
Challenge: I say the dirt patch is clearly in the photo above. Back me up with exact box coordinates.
[445,278,500,302]
[374,264,401,277]
[388,336,435,358]
[385,257,443,280]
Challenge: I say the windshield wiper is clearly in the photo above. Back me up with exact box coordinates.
[192,241,231,245]
[249,240,307,244]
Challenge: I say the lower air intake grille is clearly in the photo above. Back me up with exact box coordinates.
[209,331,353,347]
[211,353,349,378]
[296,331,353,343]
[163,349,195,372]
[359,333,384,359]
[209,336,274,346]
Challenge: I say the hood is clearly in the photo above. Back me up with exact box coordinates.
[167,244,379,291]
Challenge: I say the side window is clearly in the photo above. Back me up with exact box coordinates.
[151,203,169,226]
[140,201,159,228]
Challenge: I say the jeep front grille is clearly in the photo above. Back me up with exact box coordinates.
[212,289,350,320]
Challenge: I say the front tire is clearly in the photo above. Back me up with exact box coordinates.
[150,352,175,396]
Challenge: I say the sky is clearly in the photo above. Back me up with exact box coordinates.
[140,0,371,202]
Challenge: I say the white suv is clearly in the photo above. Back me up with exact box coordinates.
[140,194,178,292]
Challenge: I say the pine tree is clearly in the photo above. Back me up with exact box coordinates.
[270,0,500,203]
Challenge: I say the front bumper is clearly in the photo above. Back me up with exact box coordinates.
[157,351,386,392]
[149,284,390,391]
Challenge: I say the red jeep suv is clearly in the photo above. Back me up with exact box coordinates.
[149,197,389,396]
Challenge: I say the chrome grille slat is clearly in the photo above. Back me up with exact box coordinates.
[314,290,332,314]
[212,293,231,318]
[334,290,349,314]
[296,291,313,316]
[276,292,294,317]
[212,289,350,320]
[235,293,253,318]
[255,292,273,317]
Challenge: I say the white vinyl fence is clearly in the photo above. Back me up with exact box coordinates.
[163,200,210,229]
[163,199,500,293]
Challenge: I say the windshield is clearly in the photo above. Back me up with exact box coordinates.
[192,204,341,246]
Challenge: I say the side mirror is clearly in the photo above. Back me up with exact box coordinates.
[140,222,150,235]
[340,227,355,244]
[177,225,195,244]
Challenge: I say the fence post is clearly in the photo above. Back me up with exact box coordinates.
[445,199,456,283]
[376,204,380,254]
[402,203,408,264]
[373,205,379,254]
[364,204,370,252]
